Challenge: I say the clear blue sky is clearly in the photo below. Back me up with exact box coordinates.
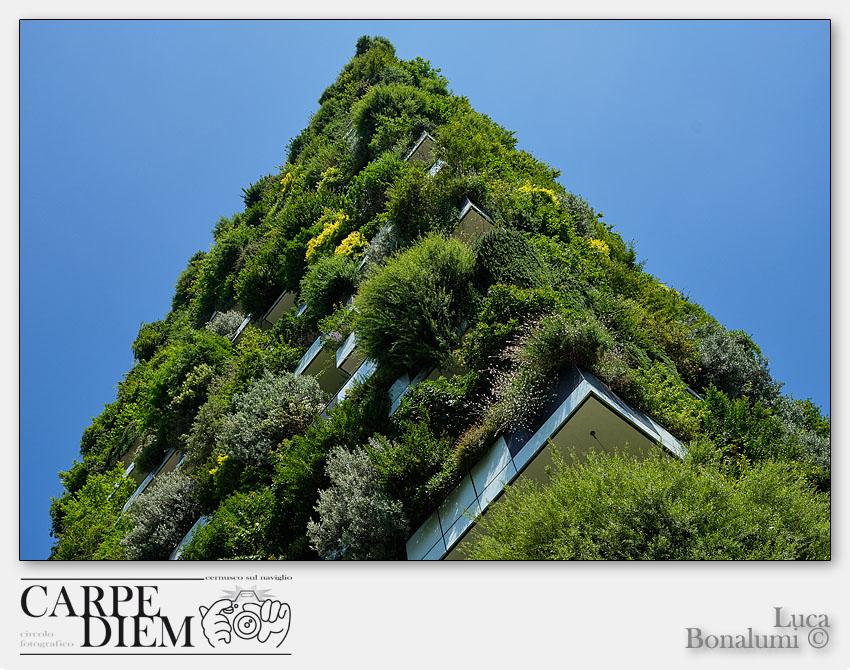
[19,20,830,560]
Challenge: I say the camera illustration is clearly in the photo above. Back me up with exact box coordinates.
[228,590,264,640]
[199,589,291,648]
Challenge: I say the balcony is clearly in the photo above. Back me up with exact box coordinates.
[335,331,366,376]
[122,448,185,513]
[117,437,146,485]
[405,132,437,165]
[388,368,430,416]
[427,158,446,177]
[169,515,210,560]
[260,290,298,330]
[294,334,351,396]
[321,358,379,419]
[406,365,686,560]
[454,197,494,245]
[231,314,253,344]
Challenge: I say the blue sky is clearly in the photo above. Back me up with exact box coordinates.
[19,20,830,560]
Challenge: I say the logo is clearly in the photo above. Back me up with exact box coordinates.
[19,581,292,655]
[199,589,291,649]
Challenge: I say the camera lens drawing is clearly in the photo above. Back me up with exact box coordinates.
[233,609,262,639]
[199,591,291,648]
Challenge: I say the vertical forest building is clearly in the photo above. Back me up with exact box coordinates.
[48,36,831,562]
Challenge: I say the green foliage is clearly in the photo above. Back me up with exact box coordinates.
[241,174,277,209]
[122,471,200,560]
[519,311,615,375]
[392,372,478,440]
[455,310,626,471]
[435,109,517,178]
[462,453,830,560]
[205,309,245,339]
[51,35,829,562]
[694,321,781,406]
[49,465,135,560]
[307,446,408,560]
[299,253,358,320]
[132,320,170,362]
[218,371,326,471]
[192,224,260,316]
[355,35,396,57]
[355,234,477,369]
[179,488,275,560]
[631,362,704,441]
[138,329,233,456]
[347,151,405,227]
[172,250,207,311]
[368,425,455,525]
[234,245,282,317]
[384,164,457,242]
[700,387,796,467]
[265,377,391,558]
[351,83,441,157]
[472,227,547,289]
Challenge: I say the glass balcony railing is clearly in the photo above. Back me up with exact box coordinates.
[122,448,175,513]
[169,515,210,560]
[406,366,687,560]
[321,358,379,420]
[388,368,429,416]
[261,290,297,330]
[231,314,253,343]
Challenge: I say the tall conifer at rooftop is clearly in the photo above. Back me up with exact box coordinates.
[48,36,830,561]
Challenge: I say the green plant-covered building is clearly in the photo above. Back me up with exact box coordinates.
[48,36,830,561]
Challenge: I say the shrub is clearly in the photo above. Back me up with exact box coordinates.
[218,371,327,471]
[351,83,434,156]
[355,35,396,57]
[172,251,207,311]
[49,465,135,560]
[355,234,477,369]
[205,309,246,339]
[122,470,200,560]
[461,453,830,560]
[347,151,405,226]
[455,310,620,470]
[179,488,275,560]
[132,320,170,362]
[368,426,455,525]
[182,396,228,469]
[472,227,547,289]
[264,375,392,558]
[631,362,704,441]
[305,209,349,264]
[335,231,368,258]
[234,245,283,317]
[392,372,478,440]
[700,387,796,466]
[307,446,408,560]
[299,253,358,319]
[384,164,457,243]
[694,321,781,406]
[434,109,517,178]
[519,311,614,374]
[358,221,403,273]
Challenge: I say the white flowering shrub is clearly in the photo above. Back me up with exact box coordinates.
[205,309,246,339]
[694,321,781,407]
[219,371,326,469]
[307,446,408,560]
[122,470,200,560]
